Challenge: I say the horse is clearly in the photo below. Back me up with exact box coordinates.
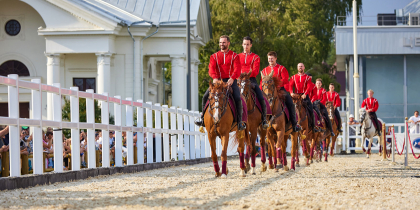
[203,81,250,178]
[359,108,386,160]
[324,101,340,161]
[237,70,267,175]
[310,100,331,163]
[291,94,312,166]
[261,70,298,171]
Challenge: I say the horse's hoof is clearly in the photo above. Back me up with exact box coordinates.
[261,163,267,172]
[331,153,334,157]
[366,155,369,159]
[215,172,222,177]
[240,169,246,177]
[269,164,275,169]
[283,166,289,171]
[251,167,256,175]
[296,163,300,167]
[310,160,314,164]
[221,174,227,179]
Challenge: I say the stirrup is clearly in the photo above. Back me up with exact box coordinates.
[314,127,321,133]
[262,120,269,129]
[293,125,302,132]
[331,131,335,137]
[194,118,205,127]
[238,122,246,131]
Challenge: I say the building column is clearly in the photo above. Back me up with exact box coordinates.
[46,53,61,120]
[134,37,141,101]
[170,55,186,109]
[96,53,112,95]
[191,60,200,111]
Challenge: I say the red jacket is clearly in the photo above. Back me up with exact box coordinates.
[289,73,312,95]
[361,97,379,112]
[326,91,341,107]
[238,52,260,78]
[259,64,289,91]
[209,50,241,80]
[310,86,327,105]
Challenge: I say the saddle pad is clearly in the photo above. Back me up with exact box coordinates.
[204,95,247,122]
[373,119,382,131]
[282,101,290,122]
[314,110,324,127]
[252,91,272,115]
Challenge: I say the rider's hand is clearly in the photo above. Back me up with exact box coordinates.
[227,78,234,86]
[301,94,306,99]
[291,93,295,97]
[213,78,219,84]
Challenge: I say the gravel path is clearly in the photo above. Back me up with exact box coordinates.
[0,154,419,210]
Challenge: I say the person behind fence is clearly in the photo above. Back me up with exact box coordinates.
[408,110,420,134]
[195,35,246,131]
[348,114,359,154]
[326,83,343,133]
[358,89,381,136]
[310,78,335,136]
[238,36,269,129]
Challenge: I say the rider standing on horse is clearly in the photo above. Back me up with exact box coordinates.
[260,51,301,132]
[238,36,269,129]
[310,78,335,136]
[289,63,319,132]
[326,83,343,133]
[360,89,381,136]
[195,35,247,131]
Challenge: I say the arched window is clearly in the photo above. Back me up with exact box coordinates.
[0,60,30,76]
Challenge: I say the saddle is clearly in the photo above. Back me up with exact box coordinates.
[314,110,325,128]
[204,93,248,123]
[251,90,272,115]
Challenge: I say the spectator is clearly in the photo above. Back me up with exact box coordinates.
[408,110,420,134]
[80,131,87,167]
[63,135,70,170]
[348,114,359,154]
[0,126,10,146]
[45,131,54,168]
[109,131,115,162]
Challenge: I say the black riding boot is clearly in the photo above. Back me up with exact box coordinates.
[259,98,269,129]
[250,78,269,129]
[305,98,319,133]
[335,108,343,133]
[195,89,209,127]
[285,92,301,132]
[237,102,246,131]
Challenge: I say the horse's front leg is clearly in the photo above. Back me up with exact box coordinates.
[236,128,248,177]
[208,134,221,177]
[248,130,258,175]
[367,137,373,158]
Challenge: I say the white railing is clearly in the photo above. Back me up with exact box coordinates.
[0,74,239,177]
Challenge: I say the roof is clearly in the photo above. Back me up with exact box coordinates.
[404,0,420,15]
[81,0,206,26]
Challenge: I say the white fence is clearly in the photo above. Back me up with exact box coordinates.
[0,74,243,177]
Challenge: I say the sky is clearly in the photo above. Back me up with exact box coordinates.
[345,0,415,25]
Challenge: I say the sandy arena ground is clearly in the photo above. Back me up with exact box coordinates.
[0,154,419,210]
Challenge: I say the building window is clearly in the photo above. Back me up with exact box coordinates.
[0,60,29,76]
[5,20,21,36]
[73,78,96,92]
[413,17,419,25]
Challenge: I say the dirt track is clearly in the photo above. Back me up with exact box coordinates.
[0,154,419,210]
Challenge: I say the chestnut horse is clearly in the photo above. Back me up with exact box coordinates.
[261,71,298,171]
[204,81,250,178]
[324,101,340,161]
[237,71,267,175]
[310,100,331,163]
[291,94,312,166]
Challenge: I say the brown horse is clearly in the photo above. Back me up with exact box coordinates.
[237,71,267,175]
[261,71,298,171]
[203,81,249,178]
[291,94,312,166]
[310,100,331,163]
[325,101,340,161]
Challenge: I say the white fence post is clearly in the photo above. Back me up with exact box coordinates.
[194,111,200,159]
[53,83,63,172]
[31,79,43,174]
[146,102,153,163]
[126,97,134,165]
[70,86,80,171]
[154,103,162,163]
[183,109,190,160]
[346,123,350,153]
[86,89,95,168]
[101,92,110,167]
[8,74,20,176]
[170,107,177,160]
[162,105,170,162]
[136,100,144,164]
[177,108,184,160]
[189,111,195,159]
[342,122,346,152]
[114,96,122,167]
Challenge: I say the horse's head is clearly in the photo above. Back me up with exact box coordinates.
[237,68,253,99]
[325,101,334,120]
[359,107,367,122]
[261,70,276,105]
[208,81,229,123]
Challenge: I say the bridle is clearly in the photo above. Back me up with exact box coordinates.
[208,86,229,134]
[239,78,256,114]
[261,80,277,106]
[293,94,307,123]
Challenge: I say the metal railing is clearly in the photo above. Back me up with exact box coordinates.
[0,74,240,177]
[337,15,410,26]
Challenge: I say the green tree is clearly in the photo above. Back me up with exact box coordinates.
[198,0,361,110]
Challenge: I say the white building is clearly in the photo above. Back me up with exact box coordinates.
[0,0,212,119]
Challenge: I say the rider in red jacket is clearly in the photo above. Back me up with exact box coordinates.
[195,35,246,131]
[310,78,335,136]
[326,83,343,132]
[238,36,268,129]
[289,63,319,132]
[360,89,381,136]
